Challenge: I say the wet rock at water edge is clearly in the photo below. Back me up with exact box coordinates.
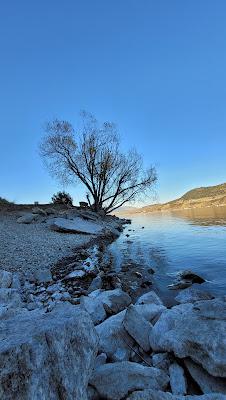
[141,280,152,288]
[178,270,205,284]
[148,268,155,274]
[133,271,143,278]
[168,270,206,290]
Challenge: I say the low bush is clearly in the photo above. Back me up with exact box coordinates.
[51,191,73,206]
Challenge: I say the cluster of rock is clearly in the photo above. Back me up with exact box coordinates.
[168,270,206,290]
[1,262,226,399]
[16,206,130,239]
[1,209,225,399]
[20,242,125,312]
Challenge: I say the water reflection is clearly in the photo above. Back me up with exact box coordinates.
[172,206,226,227]
[109,206,226,302]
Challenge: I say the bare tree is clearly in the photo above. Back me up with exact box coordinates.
[40,112,157,213]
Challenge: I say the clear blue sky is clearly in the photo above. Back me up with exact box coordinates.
[0,0,226,205]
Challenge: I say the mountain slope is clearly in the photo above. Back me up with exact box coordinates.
[181,183,226,200]
[134,182,226,214]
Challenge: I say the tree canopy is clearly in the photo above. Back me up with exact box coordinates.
[40,112,157,213]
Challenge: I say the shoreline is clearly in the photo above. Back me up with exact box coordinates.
[1,207,226,398]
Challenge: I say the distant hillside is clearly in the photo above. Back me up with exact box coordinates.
[121,182,226,214]
[181,183,226,200]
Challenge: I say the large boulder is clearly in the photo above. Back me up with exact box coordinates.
[95,303,165,362]
[149,299,226,377]
[0,304,98,400]
[89,361,169,400]
[168,270,205,290]
[89,288,132,314]
[126,390,226,399]
[17,213,39,224]
[95,310,134,361]
[123,305,152,352]
[134,303,166,323]
[50,217,104,234]
[135,291,163,306]
[81,288,131,325]
[80,295,107,325]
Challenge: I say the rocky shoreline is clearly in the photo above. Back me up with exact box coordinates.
[0,207,226,399]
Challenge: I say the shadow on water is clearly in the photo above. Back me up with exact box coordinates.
[108,206,226,304]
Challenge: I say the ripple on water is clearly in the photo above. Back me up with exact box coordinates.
[109,207,226,303]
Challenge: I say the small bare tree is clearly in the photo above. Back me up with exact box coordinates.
[40,112,157,213]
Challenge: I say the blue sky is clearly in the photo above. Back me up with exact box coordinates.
[0,0,226,205]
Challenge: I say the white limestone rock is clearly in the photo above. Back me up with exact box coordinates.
[134,303,166,323]
[95,310,134,361]
[64,269,86,280]
[50,217,104,234]
[80,295,107,325]
[89,288,131,314]
[0,304,98,400]
[135,291,163,306]
[149,299,226,377]
[123,305,152,352]
[89,361,169,400]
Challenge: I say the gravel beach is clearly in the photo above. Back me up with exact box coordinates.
[0,212,94,275]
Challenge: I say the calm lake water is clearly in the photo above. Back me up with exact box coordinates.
[109,206,226,303]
